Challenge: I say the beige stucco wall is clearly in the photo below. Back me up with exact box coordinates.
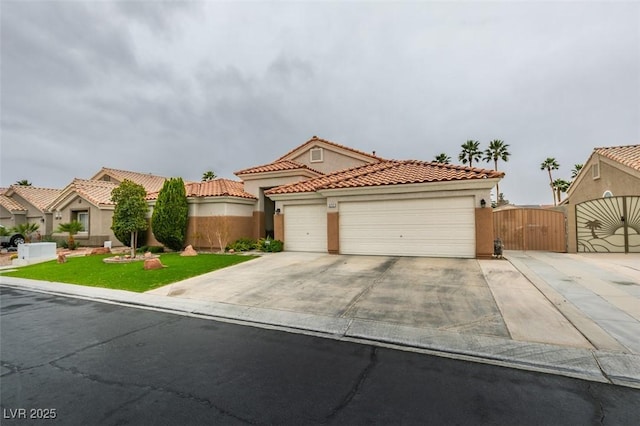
[52,195,119,247]
[289,148,372,174]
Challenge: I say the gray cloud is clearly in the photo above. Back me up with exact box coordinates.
[1,1,638,205]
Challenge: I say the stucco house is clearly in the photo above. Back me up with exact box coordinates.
[0,185,62,238]
[565,144,640,253]
[236,136,503,258]
[47,168,169,246]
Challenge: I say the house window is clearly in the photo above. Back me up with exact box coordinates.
[603,190,613,198]
[592,162,600,179]
[310,147,323,163]
[76,211,89,232]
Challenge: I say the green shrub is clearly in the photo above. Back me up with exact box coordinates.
[151,177,189,251]
[61,240,80,250]
[227,238,256,252]
[256,238,283,252]
[138,245,165,254]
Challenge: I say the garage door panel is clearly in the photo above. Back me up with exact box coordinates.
[340,198,475,258]
[284,204,327,252]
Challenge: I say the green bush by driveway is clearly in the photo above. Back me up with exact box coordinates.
[0,253,256,293]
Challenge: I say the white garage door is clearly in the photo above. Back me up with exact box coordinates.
[284,204,327,252]
[339,197,475,258]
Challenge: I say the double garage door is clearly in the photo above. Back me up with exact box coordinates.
[284,197,476,258]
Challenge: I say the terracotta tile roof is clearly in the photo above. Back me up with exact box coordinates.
[62,179,119,207]
[266,160,504,195]
[8,185,63,211]
[275,136,384,162]
[235,160,324,176]
[188,179,256,199]
[595,144,640,171]
[0,194,27,212]
[146,179,256,200]
[93,167,168,193]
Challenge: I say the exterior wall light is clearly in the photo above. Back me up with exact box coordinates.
[275,208,281,214]
[480,199,486,208]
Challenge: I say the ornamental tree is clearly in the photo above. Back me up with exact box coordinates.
[111,179,149,258]
[151,177,188,251]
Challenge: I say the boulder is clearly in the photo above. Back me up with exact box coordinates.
[144,258,165,270]
[57,254,67,264]
[90,247,111,255]
[181,245,198,256]
[143,251,153,259]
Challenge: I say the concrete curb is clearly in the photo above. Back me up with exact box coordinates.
[2,276,638,389]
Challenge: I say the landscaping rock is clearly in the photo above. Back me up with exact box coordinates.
[89,247,111,255]
[57,254,67,264]
[144,251,153,258]
[144,258,165,270]
[181,245,198,257]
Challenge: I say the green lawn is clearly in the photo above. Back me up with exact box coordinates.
[0,253,256,292]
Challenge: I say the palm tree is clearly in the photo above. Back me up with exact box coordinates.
[458,140,482,167]
[11,223,40,243]
[202,170,216,182]
[482,139,510,204]
[571,164,583,179]
[585,219,602,239]
[15,179,32,186]
[540,157,560,206]
[552,178,570,204]
[434,153,451,164]
[57,220,84,249]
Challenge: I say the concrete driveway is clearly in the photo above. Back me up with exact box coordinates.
[147,251,613,351]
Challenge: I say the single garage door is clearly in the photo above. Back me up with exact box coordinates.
[284,204,327,252]
[339,197,475,258]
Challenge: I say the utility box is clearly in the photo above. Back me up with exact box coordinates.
[14,242,57,266]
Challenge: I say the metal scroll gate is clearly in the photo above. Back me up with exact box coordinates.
[493,208,566,252]
[576,196,640,253]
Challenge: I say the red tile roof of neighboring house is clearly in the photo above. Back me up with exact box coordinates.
[266,160,504,195]
[235,160,324,176]
[186,179,257,199]
[595,144,640,172]
[63,179,119,207]
[275,136,384,162]
[93,167,168,193]
[7,185,63,211]
[0,194,27,212]
[146,179,256,200]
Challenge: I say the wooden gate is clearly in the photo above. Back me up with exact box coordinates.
[576,196,640,253]
[493,208,566,252]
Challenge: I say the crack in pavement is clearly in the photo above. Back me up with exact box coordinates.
[322,346,378,423]
[586,382,606,425]
[48,361,260,425]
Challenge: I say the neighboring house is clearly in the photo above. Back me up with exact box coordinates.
[0,185,62,238]
[565,144,640,253]
[146,178,258,250]
[47,168,169,246]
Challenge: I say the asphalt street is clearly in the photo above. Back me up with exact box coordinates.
[1,287,639,425]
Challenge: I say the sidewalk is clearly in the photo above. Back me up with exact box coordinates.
[1,251,639,389]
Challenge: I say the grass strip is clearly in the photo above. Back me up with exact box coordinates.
[1,253,256,292]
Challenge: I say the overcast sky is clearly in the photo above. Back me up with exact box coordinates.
[1,1,638,205]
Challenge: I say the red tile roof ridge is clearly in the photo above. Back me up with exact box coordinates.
[275,136,384,162]
[235,159,325,176]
